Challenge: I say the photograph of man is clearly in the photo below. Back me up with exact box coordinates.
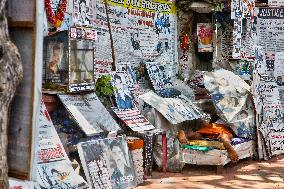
[109,140,134,188]
[48,42,64,75]
[78,0,90,26]
[113,74,134,110]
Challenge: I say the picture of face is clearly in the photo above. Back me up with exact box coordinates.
[109,139,134,187]
[48,42,64,75]
[77,137,136,189]
[112,74,134,110]
[77,0,91,26]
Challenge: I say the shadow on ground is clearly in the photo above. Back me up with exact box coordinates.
[136,155,284,189]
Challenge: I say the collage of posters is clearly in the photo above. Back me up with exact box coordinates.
[36,102,89,189]
[92,0,177,75]
[78,137,137,189]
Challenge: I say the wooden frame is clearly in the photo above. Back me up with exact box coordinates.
[7,0,38,180]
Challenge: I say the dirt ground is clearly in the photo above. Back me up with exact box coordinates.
[136,155,284,189]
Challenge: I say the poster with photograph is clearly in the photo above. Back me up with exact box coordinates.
[145,62,172,91]
[73,0,94,27]
[112,107,155,131]
[140,91,205,124]
[44,31,69,84]
[204,69,255,139]
[69,39,95,92]
[111,73,135,110]
[203,69,250,121]
[78,137,137,189]
[197,23,213,52]
[36,102,89,189]
[58,93,121,136]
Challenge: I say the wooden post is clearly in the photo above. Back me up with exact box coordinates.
[0,1,23,188]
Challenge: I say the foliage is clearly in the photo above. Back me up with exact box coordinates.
[95,75,116,97]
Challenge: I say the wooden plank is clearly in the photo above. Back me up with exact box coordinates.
[8,20,34,28]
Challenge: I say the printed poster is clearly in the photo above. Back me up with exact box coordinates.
[145,62,172,91]
[36,102,89,189]
[78,137,137,189]
[253,47,284,156]
[204,69,255,139]
[73,0,94,27]
[232,18,242,59]
[44,32,69,84]
[69,38,95,92]
[58,93,121,136]
[197,23,213,52]
[139,91,206,124]
[255,8,284,155]
[9,178,35,189]
[93,0,177,76]
[112,107,155,131]
[111,73,135,110]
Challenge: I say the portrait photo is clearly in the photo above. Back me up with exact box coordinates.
[74,0,93,26]
[78,137,137,189]
[44,32,69,84]
[111,73,135,110]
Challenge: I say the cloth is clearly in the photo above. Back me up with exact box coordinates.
[231,138,250,146]
[181,144,213,151]
[196,123,233,138]
[187,140,225,150]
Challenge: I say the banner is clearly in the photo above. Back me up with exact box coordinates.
[254,8,284,155]
[58,93,121,136]
[78,137,137,189]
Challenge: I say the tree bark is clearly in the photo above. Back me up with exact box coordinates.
[0,1,23,188]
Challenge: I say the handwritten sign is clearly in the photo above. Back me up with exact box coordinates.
[58,93,121,136]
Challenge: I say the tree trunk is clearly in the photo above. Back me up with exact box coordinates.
[0,1,23,188]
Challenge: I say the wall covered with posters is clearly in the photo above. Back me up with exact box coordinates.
[253,7,284,157]
[91,0,178,75]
